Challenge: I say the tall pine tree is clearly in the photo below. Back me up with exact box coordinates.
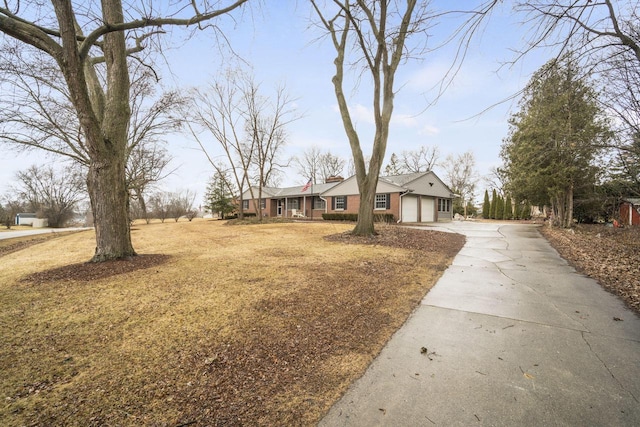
[482,190,491,219]
[501,56,609,227]
[490,189,498,219]
[496,195,505,220]
[204,169,236,219]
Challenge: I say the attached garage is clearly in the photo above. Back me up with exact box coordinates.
[421,197,435,222]
[401,195,419,223]
[320,171,455,223]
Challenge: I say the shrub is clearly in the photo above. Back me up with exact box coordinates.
[321,213,395,223]
[322,213,358,221]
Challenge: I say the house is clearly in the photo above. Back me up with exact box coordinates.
[321,171,455,223]
[240,176,344,219]
[241,171,455,223]
[619,198,640,226]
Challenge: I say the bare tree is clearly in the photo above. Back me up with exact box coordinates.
[319,151,346,181]
[484,166,508,196]
[443,151,479,218]
[150,192,170,223]
[188,72,256,220]
[245,81,298,194]
[0,49,182,222]
[515,1,639,65]
[168,190,196,222]
[384,153,403,175]
[0,0,248,261]
[188,71,297,220]
[401,145,439,173]
[0,196,26,229]
[126,141,174,222]
[311,0,428,235]
[294,145,323,183]
[295,145,345,183]
[14,164,86,227]
[513,1,639,164]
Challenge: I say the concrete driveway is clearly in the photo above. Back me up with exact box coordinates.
[320,221,640,426]
[0,227,91,240]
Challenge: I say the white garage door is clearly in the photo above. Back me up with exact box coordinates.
[402,195,418,223]
[421,198,435,222]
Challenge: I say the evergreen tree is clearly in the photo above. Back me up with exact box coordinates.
[204,169,236,219]
[521,200,532,220]
[513,198,521,220]
[504,195,513,220]
[496,195,504,220]
[490,189,498,219]
[500,56,609,227]
[482,189,491,219]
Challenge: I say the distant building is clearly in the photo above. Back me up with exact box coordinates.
[15,213,49,228]
[619,198,640,226]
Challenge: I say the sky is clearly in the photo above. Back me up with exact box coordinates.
[0,1,552,204]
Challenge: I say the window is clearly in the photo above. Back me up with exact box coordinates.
[242,200,249,210]
[335,196,345,210]
[314,197,326,210]
[289,198,299,209]
[375,194,389,210]
[260,199,266,209]
[438,199,451,212]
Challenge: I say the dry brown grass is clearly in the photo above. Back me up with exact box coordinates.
[0,219,464,426]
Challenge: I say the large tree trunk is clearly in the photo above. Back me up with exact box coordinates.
[88,156,135,261]
[55,0,134,261]
[85,0,134,261]
[353,175,377,235]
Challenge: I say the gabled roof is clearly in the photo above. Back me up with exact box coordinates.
[623,198,640,205]
[243,171,454,200]
[274,182,340,197]
[380,172,425,187]
[242,181,340,199]
[321,171,454,198]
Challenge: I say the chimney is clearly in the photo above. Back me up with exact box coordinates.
[325,175,344,183]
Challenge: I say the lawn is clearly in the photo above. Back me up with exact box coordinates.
[0,219,464,426]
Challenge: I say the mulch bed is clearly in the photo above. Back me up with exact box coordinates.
[324,226,465,256]
[540,224,640,314]
[20,254,172,283]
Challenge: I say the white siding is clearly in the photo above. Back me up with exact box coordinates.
[405,171,452,198]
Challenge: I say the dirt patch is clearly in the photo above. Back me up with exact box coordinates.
[540,224,640,314]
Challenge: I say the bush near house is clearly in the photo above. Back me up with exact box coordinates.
[322,213,395,223]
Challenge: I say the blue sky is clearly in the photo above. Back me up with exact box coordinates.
[0,1,551,203]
